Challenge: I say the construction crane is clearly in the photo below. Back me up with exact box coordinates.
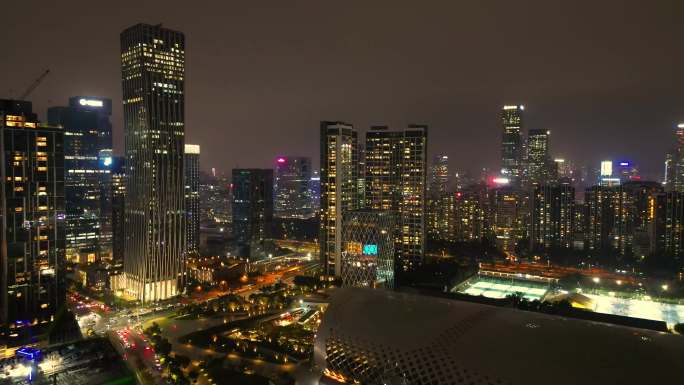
[19,69,50,100]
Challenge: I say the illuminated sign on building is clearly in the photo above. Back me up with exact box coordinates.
[78,98,104,107]
[277,157,286,163]
[362,244,378,256]
[346,242,362,255]
[600,161,612,176]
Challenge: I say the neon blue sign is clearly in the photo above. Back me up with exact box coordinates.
[362,244,377,255]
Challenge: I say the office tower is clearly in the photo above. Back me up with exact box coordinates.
[184,144,200,254]
[232,169,274,258]
[527,129,552,186]
[650,191,684,257]
[454,183,491,241]
[584,185,631,256]
[0,100,65,344]
[47,97,112,264]
[118,24,186,302]
[341,210,395,289]
[530,181,575,251]
[110,157,126,264]
[501,105,524,187]
[491,187,522,253]
[365,125,427,271]
[310,171,321,213]
[274,156,313,219]
[320,122,359,276]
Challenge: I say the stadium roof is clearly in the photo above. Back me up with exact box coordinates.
[315,287,682,385]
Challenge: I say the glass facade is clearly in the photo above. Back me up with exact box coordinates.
[231,169,273,258]
[501,105,524,187]
[47,97,112,264]
[118,23,186,302]
[274,156,313,219]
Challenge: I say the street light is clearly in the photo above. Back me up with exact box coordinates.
[592,277,600,284]
[661,284,668,291]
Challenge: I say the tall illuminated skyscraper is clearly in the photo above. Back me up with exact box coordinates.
[48,97,113,264]
[0,100,65,344]
[527,129,552,186]
[501,105,524,187]
[117,23,186,302]
[365,125,427,271]
[184,144,200,254]
[319,122,359,276]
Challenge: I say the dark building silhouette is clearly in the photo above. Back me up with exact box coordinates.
[232,169,274,258]
[0,100,66,345]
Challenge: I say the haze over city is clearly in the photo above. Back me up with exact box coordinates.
[2,0,683,178]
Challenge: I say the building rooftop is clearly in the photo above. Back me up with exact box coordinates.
[315,287,683,385]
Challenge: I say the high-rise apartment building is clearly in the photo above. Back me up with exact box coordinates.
[0,100,65,344]
[274,156,313,219]
[527,129,552,186]
[584,185,631,257]
[491,187,522,254]
[454,183,491,241]
[232,169,274,258]
[365,125,427,271]
[184,144,200,254]
[427,155,451,240]
[117,23,186,302]
[319,122,359,276]
[48,97,113,264]
[501,105,524,187]
[651,191,684,258]
[530,182,574,251]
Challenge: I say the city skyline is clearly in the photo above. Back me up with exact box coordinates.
[1,1,683,180]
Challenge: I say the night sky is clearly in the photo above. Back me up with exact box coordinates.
[1,1,682,180]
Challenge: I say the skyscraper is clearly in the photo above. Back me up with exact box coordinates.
[274,156,313,219]
[47,97,113,264]
[527,129,552,186]
[665,123,684,192]
[530,182,575,251]
[365,125,427,271]
[184,144,200,255]
[232,169,274,258]
[491,187,522,254]
[110,156,126,264]
[427,154,452,240]
[117,23,186,302]
[501,105,524,187]
[319,122,359,276]
[0,100,65,344]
